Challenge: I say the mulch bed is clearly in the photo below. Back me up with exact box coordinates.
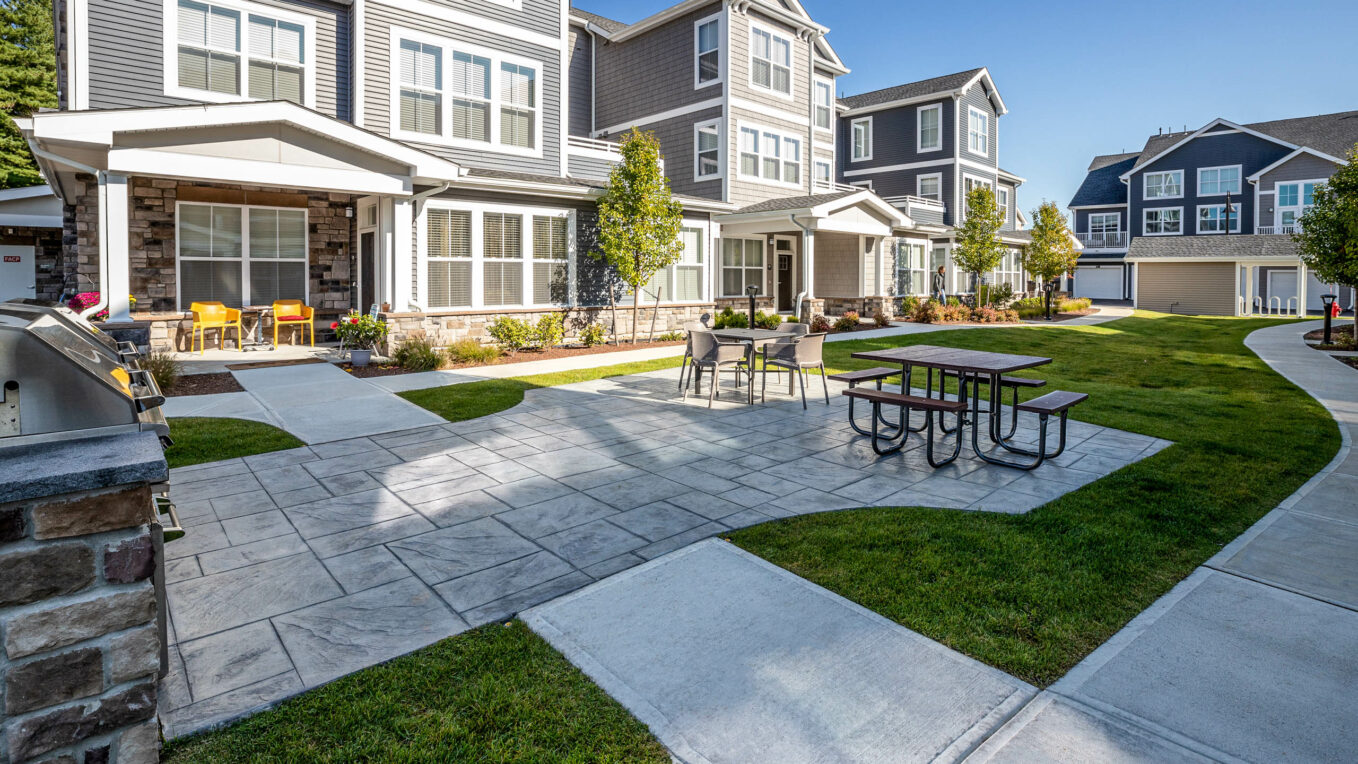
[1334,355,1358,371]
[1305,324,1357,351]
[341,339,688,378]
[1020,309,1097,323]
[164,372,244,396]
[224,358,327,371]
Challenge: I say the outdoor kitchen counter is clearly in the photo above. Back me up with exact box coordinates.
[0,430,168,503]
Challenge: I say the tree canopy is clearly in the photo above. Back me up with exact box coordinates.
[0,0,57,188]
[592,128,684,342]
[1294,145,1358,326]
[1022,202,1080,283]
[951,185,1005,293]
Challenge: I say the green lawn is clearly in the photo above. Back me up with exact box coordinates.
[164,417,304,469]
[727,312,1338,685]
[162,621,669,763]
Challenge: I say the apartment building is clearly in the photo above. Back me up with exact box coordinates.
[1068,111,1358,315]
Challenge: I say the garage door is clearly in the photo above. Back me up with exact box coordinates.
[1075,266,1122,300]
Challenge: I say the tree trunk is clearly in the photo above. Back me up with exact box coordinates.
[607,285,619,345]
[648,285,662,342]
[630,281,640,344]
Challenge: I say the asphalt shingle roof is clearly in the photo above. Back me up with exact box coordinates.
[838,69,983,110]
[1245,110,1358,160]
[1127,234,1298,260]
[1069,155,1138,207]
[733,190,860,215]
[568,4,626,33]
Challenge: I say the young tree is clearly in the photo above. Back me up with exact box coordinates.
[1021,201,1081,319]
[0,0,57,187]
[592,128,684,343]
[1294,146,1358,333]
[950,185,1006,305]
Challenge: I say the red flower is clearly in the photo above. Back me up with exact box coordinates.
[350,317,359,324]
[330,321,339,329]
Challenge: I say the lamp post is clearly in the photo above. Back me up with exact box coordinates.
[1224,191,1234,235]
[745,284,759,329]
[1322,293,1337,345]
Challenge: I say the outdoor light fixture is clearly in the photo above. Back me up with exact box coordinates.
[745,284,759,328]
[1322,294,1338,344]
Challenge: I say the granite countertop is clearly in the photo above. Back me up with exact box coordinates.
[0,431,169,504]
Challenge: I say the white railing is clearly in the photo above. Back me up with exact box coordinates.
[567,135,623,156]
[1075,232,1128,249]
[1256,225,1299,235]
[813,179,860,193]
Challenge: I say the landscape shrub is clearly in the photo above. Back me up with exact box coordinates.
[910,299,944,324]
[579,323,607,346]
[753,311,782,330]
[142,351,181,391]
[393,336,444,371]
[487,316,533,352]
[532,313,565,349]
[809,314,831,333]
[1059,297,1092,312]
[987,284,1015,308]
[1011,297,1047,319]
[834,311,861,332]
[941,302,972,323]
[971,306,1020,323]
[873,309,891,327]
[656,331,684,341]
[447,339,500,364]
[713,307,749,329]
[946,296,962,308]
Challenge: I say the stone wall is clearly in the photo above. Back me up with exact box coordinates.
[0,227,65,302]
[0,450,166,763]
[822,296,895,319]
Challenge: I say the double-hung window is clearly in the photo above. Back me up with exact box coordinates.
[695,16,720,86]
[174,0,309,104]
[399,40,442,135]
[721,238,763,296]
[1197,204,1239,234]
[695,120,721,180]
[449,51,491,142]
[177,0,242,96]
[962,175,994,219]
[1277,181,1317,228]
[917,173,941,202]
[967,107,988,155]
[851,117,871,161]
[917,104,941,151]
[246,15,304,101]
[644,227,705,303]
[177,202,307,308]
[814,160,831,189]
[499,63,536,149]
[1144,207,1182,235]
[1143,171,1183,199]
[1198,166,1241,196]
[482,212,523,306]
[996,188,1010,223]
[1088,212,1119,247]
[737,124,800,186]
[532,216,568,305]
[991,249,1023,292]
[894,239,927,295]
[750,26,791,95]
[814,80,833,131]
[426,209,473,308]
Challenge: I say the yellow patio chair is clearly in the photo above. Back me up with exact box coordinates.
[272,300,314,347]
[189,301,243,353]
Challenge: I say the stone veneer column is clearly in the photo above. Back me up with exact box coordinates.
[0,432,168,763]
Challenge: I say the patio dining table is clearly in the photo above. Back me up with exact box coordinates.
[710,327,798,405]
[237,306,276,351]
[850,344,1052,468]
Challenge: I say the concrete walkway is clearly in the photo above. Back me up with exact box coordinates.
[978,319,1358,762]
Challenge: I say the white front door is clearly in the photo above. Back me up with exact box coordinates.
[0,246,35,301]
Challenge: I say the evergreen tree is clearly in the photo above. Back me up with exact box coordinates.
[592,128,684,343]
[951,185,1005,303]
[0,0,57,188]
[1021,201,1081,319]
[1294,145,1358,332]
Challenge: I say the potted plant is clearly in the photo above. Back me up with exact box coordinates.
[331,311,388,367]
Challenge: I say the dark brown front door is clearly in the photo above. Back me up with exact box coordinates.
[359,232,376,313]
[777,254,793,311]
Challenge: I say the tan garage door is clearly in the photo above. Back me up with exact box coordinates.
[1137,262,1236,316]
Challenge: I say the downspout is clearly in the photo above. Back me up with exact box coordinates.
[28,137,107,320]
[403,180,454,313]
[790,213,813,319]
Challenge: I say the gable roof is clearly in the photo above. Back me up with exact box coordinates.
[733,190,859,215]
[1125,111,1358,176]
[838,68,983,111]
[568,6,625,33]
[1069,154,1138,207]
[1126,234,1299,261]
[1246,147,1342,182]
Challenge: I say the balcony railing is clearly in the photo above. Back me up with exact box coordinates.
[813,179,860,193]
[1076,232,1128,249]
[567,135,623,156]
[1256,225,1299,235]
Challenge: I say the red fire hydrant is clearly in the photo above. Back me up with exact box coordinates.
[1333,301,1343,318]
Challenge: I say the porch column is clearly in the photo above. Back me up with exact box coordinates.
[801,228,815,299]
[1244,265,1255,315]
[1297,262,1308,317]
[391,198,413,312]
[102,173,132,323]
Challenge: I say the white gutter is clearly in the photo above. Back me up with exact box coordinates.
[408,180,452,215]
[27,138,109,321]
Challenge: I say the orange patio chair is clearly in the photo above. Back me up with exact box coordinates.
[189,301,243,353]
[272,300,314,347]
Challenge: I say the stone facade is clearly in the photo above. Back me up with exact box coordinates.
[0,227,65,302]
[0,480,164,764]
[822,296,896,319]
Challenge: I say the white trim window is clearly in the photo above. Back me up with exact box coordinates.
[1143,207,1182,235]
[694,14,721,87]
[737,123,801,187]
[996,187,1010,223]
[532,215,568,305]
[644,226,706,302]
[813,160,832,189]
[421,203,574,309]
[917,103,941,152]
[1197,204,1240,234]
[169,0,313,105]
[1197,165,1241,196]
[917,173,941,201]
[426,208,473,307]
[849,180,873,190]
[966,106,988,156]
[749,24,792,96]
[990,249,1023,293]
[813,79,833,131]
[721,238,764,297]
[1143,170,1183,200]
[962,174,994,218]
[694,119,721,181]
[1277,181,1318,228]
[850,116,872,161]
[894,239,927,295]
[177,202,308,309]
[482,212,524,306]
[390,29,542,156]
[1088,211,1119,234]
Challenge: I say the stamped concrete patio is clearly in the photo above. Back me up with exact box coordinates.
[158,367,1168,738]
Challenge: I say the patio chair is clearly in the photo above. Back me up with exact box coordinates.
[677,320,709,392]
[188,301,243,353]
[685,330,747,408]
[272,300,315,347]
[763,323,809,385]
[760,332,829,409]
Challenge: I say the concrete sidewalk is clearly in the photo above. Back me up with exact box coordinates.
[978,320,1358,762]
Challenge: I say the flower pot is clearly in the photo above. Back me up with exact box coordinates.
[350,349,372,367]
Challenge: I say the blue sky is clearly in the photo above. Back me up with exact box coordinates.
[575,0,1357,220]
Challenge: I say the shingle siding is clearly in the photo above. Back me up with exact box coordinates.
[86,0,350,120]
[957,85,997,167]
[361,1,563,176]
[1257,154,1338,190]
[728,8,811,117]
[567,25,592,136]
[839,98,952,174]
[729,104,810,206]
[648,108,724,201]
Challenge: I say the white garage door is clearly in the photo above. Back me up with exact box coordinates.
[1075,266,1123,300]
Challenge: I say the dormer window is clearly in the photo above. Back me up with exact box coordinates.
[750,25,792,96]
